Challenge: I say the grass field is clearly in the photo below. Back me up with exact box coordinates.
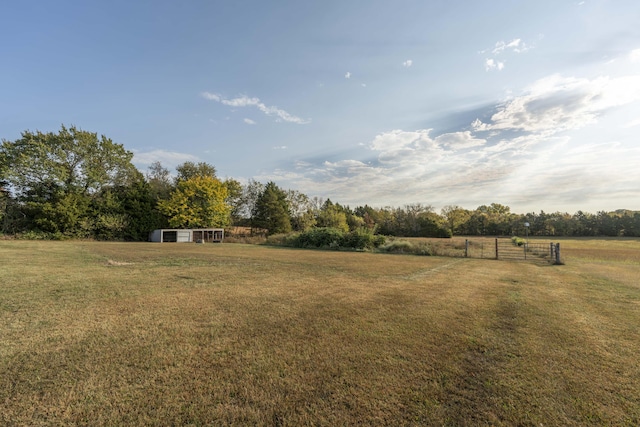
[1,239,639,425]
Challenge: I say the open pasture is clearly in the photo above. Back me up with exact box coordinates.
[1,239,639,425]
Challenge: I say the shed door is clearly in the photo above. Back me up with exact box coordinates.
[177,230,191,242]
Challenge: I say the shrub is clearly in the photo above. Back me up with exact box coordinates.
[341,229,386,250]
[380,240,414,254]
[294,227,345,249]
[277,227,387,251]
[379,239,433,256]
[511,236,526,246]
[266,232,299,247]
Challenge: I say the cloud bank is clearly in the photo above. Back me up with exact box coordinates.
[263,73,640,212]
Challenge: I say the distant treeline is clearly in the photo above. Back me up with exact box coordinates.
[1,126,639,240]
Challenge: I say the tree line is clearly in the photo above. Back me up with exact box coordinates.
[1,126,639,240]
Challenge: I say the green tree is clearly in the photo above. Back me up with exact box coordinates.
[253,182,292,235]
[146,161,173,201]
[286,189,316,231]
[316,199,349,233]
[158,176,230,228]
[240,179,265,232]
[223,178,244,224]
[1,125,136,197]
[0,125,137,236]
[441,205,471,235]
[175,161,217,182]
[92,171,164,240]
[0,180,9,232]
[354,205,379,231]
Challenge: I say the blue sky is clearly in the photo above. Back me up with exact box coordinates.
[2,0,640,213]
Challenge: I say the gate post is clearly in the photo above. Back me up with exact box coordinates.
[495,238,499,260]
[555,243,561,264]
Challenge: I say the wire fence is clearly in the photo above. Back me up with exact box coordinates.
[464,238,561,264]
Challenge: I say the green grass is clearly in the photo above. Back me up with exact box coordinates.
[1,239,639,425]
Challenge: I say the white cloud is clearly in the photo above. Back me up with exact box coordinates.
[435,131,486,149]
[472,74,640,135]
[629,48,640,63]
[261,70,640,212]
[403,59,413,68]
[624,117,640,128]
[492,38,530,55]
[482,38,531,71]
[201,92,310,124]
[345,72,351,79]
[244,118,257,125]
[361,83,367,87]
[272,145,287,150]
[267,122,640,212]
[201,92,221,102]
[485,58,505,71]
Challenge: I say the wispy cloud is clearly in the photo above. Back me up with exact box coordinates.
[345,72,351,79]
[244,118,256,125]
[473,74,640,134]
[629,48,640,63]
[403,59,413,68]
[482,38,532,71]
[201,92,310,124]
[492,38,530,55]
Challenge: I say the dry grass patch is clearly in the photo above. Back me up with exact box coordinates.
[1,240,639,425]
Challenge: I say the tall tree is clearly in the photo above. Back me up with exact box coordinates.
[253,182,292,235]
[146,161,173,201]
[316,199,349,232]
[441,205,471,235]
[223,178,244,224]
[158,176,230,228]
[1,125,136,197]
[286,189,316,231]
[0,125,137,236]
[92,171,165,241]
[175,161,217,182]
[239,179,265,231]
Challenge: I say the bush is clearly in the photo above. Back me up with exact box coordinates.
[266,232,299,247]
[511,236,526,246]
[294,227,345,249]
[380,240,414,254]
[341,229,386,250]
[270,227,387,251]
[435,228,453,238]
[379,239,433,256]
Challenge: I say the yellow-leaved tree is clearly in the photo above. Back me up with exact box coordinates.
[158,175,230,228]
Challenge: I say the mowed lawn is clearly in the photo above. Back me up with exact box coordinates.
[1,239,638,426]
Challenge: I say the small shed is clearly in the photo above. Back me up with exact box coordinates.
[149,229,224,243]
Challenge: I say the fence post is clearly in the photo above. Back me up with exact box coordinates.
[495,238,499,260]
[465,239,469,257]
[555,243,561,264]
